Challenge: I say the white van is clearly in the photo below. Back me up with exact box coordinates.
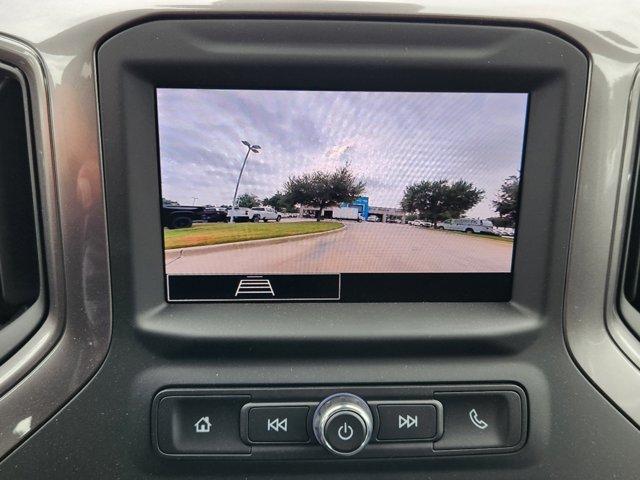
[435,218,498,234]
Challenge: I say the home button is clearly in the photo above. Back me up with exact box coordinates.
[155,394,251,455]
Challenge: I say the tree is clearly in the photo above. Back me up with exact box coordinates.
[401,179,484,225]
[262,191,297,213]
[236,193,260,208]
[284,165,366,221]
[492,175,519,227]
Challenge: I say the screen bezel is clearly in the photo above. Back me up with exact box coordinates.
[155,87,529,303]
[97,18,587,349]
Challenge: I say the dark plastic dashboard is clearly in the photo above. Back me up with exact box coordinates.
[0,7,639,480]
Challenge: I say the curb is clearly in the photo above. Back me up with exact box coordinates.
[165,223,346,261]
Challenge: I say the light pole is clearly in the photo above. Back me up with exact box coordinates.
[230,140,261,223]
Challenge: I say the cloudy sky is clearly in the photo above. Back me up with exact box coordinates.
[157,89,527,218]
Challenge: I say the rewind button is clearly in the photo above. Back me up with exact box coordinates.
[267,417,288,432]
[246,405,310,444]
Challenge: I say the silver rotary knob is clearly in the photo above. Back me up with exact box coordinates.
[313,393,373,456]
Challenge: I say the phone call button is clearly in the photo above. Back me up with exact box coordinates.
[434,391,523,451]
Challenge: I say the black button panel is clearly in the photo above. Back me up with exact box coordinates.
[246,404,310,443]
[376,403,439,441]
[153,385,527,460]
[434,390,523,451]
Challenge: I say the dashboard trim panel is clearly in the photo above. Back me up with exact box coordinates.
[0,35,112,459]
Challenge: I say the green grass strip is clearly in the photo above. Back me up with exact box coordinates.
[164,221,343,249]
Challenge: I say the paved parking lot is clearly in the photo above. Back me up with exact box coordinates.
[165,221,513,274]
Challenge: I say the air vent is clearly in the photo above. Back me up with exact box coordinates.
[0,65,43,360]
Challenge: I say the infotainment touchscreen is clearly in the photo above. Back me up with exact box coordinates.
[157,89,528,302]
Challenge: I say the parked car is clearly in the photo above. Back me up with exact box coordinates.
[203,207,227,223]
[416,220,433,228]
[161,205,204,229]
[226,207,253,222]
[251,206,282,222]
[367,215,380,222]
[227,206,282,222]
[495,226,516,237]
[408,219,431,227]
[436,218,498,234]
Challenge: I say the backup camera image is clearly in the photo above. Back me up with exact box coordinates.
[157,89,528,302]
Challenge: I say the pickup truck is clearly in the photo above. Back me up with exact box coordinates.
[227,206,282,222]
[251,207,282,222]
[203,207,227,223]
[161,205,204,229]
[436,218,499,235]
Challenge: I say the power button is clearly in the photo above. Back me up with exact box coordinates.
[324,411,368,453]
[312,393,373,456]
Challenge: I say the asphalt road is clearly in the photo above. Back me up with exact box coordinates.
[165,221,514,274]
